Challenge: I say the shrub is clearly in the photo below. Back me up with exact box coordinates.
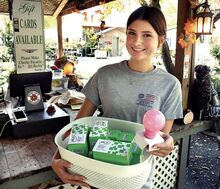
[210,45,220,64]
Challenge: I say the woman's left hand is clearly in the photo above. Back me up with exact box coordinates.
[149,133,175,157]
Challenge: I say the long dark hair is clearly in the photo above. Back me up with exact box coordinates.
[126,6,167,37]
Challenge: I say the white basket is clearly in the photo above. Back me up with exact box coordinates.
[55,117,153,189]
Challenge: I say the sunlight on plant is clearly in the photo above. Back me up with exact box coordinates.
[210,45,220,64]
[94,0,125,21]
[0,18,14,62]
[0,17,15,90]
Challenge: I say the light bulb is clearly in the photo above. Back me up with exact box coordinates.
[143,109,165,139]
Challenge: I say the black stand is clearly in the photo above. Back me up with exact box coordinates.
[24,85,44,112]
[10,103,70,138]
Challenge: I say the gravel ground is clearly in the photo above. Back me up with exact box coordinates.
[184,132,220,189]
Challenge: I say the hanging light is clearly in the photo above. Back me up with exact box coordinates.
[194,0,214,35]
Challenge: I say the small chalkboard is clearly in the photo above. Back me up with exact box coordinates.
[24,85,44,112]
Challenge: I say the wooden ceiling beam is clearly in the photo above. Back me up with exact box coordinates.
[59,0,115,16]
[59,1,78,17]
[53,0,69,17]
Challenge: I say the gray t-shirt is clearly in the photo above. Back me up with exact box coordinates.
[82,60,183,123]
[82,60,183,189]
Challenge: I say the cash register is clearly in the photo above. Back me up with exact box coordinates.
[7,72,70,138]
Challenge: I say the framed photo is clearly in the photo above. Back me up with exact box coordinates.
[24,85,44,112]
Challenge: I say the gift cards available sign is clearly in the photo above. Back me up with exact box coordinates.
[13,0,45,73]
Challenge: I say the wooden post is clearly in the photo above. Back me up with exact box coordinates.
[174,0,193,111]
[57,15,63,58]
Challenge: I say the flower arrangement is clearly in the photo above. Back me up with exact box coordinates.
[178,19,197,48]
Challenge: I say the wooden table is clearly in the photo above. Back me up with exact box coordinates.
[0,134,58,189]
[0,119,213,189]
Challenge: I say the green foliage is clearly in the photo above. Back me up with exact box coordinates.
[100,0,125,20]
[83,28,98,48]
[210,46,220,92]
[210,45,220,64]
[0,18,14,62]
[211,66,220,92]
[0,74,7,86]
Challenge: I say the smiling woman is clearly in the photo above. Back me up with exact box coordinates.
[51,6,183,189]
[126,20,164,69]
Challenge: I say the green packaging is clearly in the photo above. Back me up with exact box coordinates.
[92,139,132,165]
[89,120,108,150]
[130,143,142,165]
[88,151,93,158]
[92,120,108,128]
[118,131,135,143]
[67,124,89,156]
[71,124,88,134]
[107,129,121,140]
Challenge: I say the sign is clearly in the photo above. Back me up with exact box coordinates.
[183,54,190,79]
[13,0,45,73]
[24,85,44,112]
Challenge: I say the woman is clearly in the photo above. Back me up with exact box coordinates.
[52,6,183,189]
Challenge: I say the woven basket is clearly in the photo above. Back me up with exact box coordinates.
[55,117,153,189]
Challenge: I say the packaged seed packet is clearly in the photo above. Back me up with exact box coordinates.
[107,129,121,141]
[92,139,132,165]
[67,124,89,156]
[89,120,109,150]
[118,131,135,143]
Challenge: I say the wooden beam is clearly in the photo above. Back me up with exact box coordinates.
[59,1,78,17]
[53,0,69,17]
[57,15,63,58]
[174,0,193,111]
[59,0,115,16]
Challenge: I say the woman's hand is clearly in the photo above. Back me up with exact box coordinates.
[51,98,97,188]
[51,151,91,188]
[149,133,175,157]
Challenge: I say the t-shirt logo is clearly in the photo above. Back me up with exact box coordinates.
[136,93,156,107]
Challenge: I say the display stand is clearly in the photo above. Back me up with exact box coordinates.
[24,85,44,112]
[9,103,70,138]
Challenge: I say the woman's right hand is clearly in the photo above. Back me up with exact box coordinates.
[51,150,91,188]
[51,98,97,188]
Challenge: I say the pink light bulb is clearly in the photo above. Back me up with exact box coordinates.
[143,109,165,139]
